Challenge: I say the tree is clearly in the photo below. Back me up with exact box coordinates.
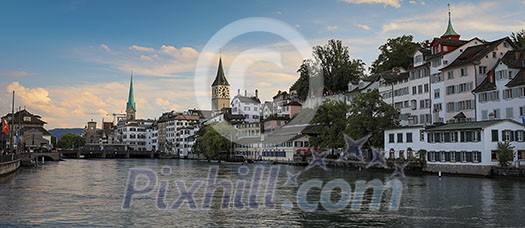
[313,39,365,93]
[56,133,84,149]
[309,100,350,149]
[511,29,525,48]
[292,40,364,99]
[292,60,312,101]
[370,35,422,74]
[51,135,57,148]
[496,141,515,167]
[194,123,235,160]
[346,90,399,148]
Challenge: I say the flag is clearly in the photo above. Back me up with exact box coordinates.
[1,117,9,135]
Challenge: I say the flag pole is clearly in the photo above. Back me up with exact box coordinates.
[10,91,14,153]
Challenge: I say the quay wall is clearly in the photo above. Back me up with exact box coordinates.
[0,155,20,176]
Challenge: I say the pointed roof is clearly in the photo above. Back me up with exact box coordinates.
[212,57,229,86]
[126,73,136,111]
[442,15,459,37]
[441,5,460,38]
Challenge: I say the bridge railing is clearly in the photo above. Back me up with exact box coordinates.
[0,154,19,163]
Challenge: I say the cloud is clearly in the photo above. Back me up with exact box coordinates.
[155,98,170,107]
[380,2,525,36]
[340,0,401,8]
[99,44,111,53]
[409,0,416,4]
[129,45,155,53]
[327,25,338,31]
[4,70,30,77]
[356,24,371,30]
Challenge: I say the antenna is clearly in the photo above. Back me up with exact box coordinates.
[448,3,451,19]
[219,48,222,58]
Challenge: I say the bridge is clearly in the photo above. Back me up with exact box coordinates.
[19,152,60,161]
[60,149,158,159]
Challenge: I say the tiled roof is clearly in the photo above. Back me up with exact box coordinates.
[501,49,525,69]
[472,70,496,93]
[425,119,523,131]
[506,69,525,87]
[233,95,261,104]
[441,37,513,71]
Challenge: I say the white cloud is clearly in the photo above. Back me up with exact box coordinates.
[380,2,525,36]
[409,0,416,4]
[129,45,155,53]
[356,24,371,30]
[327,25,339,31]
[420,1,425,5]
[340,0,401,8]
[155,98,170,107]
[99,44,111,53]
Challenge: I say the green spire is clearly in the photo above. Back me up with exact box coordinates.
[126,72,136,111]
[442,4,459,37]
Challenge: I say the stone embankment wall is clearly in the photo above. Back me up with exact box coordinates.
[0,154,20,176]
[424,164,493,176]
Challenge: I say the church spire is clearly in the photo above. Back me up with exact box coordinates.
[211,56,229,86]
[126,71,136,120]
[441,4,460,40]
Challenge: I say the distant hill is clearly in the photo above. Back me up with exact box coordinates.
[49,128,84,139]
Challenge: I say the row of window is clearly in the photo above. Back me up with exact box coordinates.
[428,130,481,143]
[262,151,287,157]
[446,100,474,112]
[503,87,525,99]
[408,68,430,80]
[491,129,525,142]
[411,84,429,95]
[446,82,474,95]
[388,132,414,143]
[428,151,481,163]
[481,107,525,120]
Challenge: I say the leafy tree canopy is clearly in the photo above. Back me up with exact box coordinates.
[346,90,399,148]
[370,35,422,74]
[511,29,525,48]
[57,133,84,149]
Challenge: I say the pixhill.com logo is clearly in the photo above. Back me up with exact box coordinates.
[122,134,405,212]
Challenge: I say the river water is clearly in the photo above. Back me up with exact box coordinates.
[0,159,524,227]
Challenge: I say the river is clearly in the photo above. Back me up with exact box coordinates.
[0,159,524,227]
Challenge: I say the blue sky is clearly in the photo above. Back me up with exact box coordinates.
[1,0,524,128]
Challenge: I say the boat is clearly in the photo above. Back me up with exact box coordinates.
[158,153,176,159]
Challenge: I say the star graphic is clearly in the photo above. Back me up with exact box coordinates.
[366,147,387,169]
[284,171,300,186]
[390,162,410,178]
[342,134,370,161]
[305,151,328,171]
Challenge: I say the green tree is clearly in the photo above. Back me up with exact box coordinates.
[51,135,57,148]
[511,29,525,48]
[57,133,84,149]
[292,60,312,101]
[313,39,365,93]
[346,90,399,148]
[370,35,422,74]
[194,123,235,160]
[309,100,350,149]
[496,141,515,167]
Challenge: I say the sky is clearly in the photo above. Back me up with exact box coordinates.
[0,0,524,129]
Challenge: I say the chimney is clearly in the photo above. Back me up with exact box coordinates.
[244,90,247,96]
[238,89,240,95]
[255,89,258,98]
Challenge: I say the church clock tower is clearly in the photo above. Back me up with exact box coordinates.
[211,57,230,114]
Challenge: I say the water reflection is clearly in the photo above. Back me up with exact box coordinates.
[0,159,524,227]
